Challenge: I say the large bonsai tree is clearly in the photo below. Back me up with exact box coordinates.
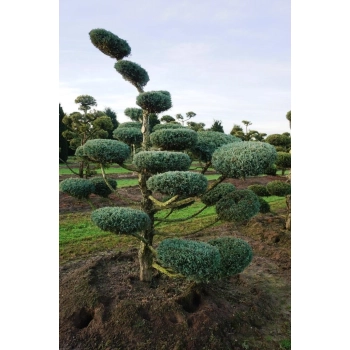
[60,28,277,283]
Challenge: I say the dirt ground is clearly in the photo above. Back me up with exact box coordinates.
[59,174,291,350]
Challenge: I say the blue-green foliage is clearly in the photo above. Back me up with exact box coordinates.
[191,131,242,162]
[113,127,142,145]
[114,60,149,88]
[212,141,277,179]
[83,139,130,164]
[150,128,198,150]
[216,189,260,222]
[136,91,172,113]
[156,238,221,282]
[89,29,131,60]
[91,207,151,234]
[207,237,253,277]
[258,197,270,213]
[152,123,185,131]
[266,181,291,196]
[90,177,117,198]
[147,171,208,197]
[59,178,95,199]
[133,151,191,174]
[124,108,143,122]
[74,146,86,160]
[201,183,236,206]
[118,122,142,129]
[247,184,270,197]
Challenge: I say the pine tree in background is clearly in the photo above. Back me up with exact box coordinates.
[59,104,69,163]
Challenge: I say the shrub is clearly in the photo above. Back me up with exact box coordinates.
[114,60,149,88]
[266,181,291,196]
[83,139,130,165]
[89,28,131,60]
[147,171,208,197]
[156,238,221,282]
[117,122,142,129]
[90,177,117,198]
[258,197,270,213]
[275,152,291,171]
[247,184,270,197]
[59,178,95,199]
[212,141,277,179]
[216,189,260,222]
[150,128,198,150]
[136,90,172,113]
[113,127,142,145]
[207,237,253,277]
[133,151,191,174]
[91,207,151,234]
[124,108,143,122]
[191,131,241,163]
[201,183,236,206]
[74,146,86,161]
[152,123,185,131]
[264,164,277,176]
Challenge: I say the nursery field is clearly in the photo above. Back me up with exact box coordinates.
[59,170,291,350]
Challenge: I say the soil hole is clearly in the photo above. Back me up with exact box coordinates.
[73,307,94,329]
[274,237,280,243]
[177,291,201,313]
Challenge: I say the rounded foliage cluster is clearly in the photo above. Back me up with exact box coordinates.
[207,237,253,278]
[136,91,172,113]
[216,189,260,222]
[156,238,221,282]
[59,178,95,199]
[201,183,236,206]
[89,29,131,60]
[264,164,277,176]
[191,131,242,163]
[118,122,142,129]
[152,123,185,131]
[147,171,208,197]
[91,207,151,235]
[90,177,117,198]
[74,146,86,160]
[113,127,142,145]
[265,134,291,148]
[150,128,198,150]
[212,141,277,179]
[83,139,130,164]
[114,60,149,88]
[266,181,291,196]
[133,151,191,174]
[258,197,270,213]
[124,108,143,122]
[247,184,270,197]
[276,152,291,169]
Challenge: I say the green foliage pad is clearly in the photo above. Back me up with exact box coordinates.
[59,178,95,199]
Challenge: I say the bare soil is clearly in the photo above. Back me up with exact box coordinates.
[59,174,291,350]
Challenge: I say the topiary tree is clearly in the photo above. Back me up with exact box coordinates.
[60,29,278,283]
[275,152,291,175]
[266,180,291,197]
[265,133,291,152]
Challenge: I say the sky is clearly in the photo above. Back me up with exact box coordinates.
[59,0,291,135]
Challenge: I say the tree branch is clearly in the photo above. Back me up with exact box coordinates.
[59,157,80,176]
[155,205,209,223]
[152,262,184,278]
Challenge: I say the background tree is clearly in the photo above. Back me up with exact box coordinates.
[265,133,291,152]
[59,104,69,163]
[104,107,119,138]
[160,115,176,123]
[187,121,205,132]
[209,119,224,133]
[230,124,245,140]
[242,120,252,135]
[61,28,278,284]
[175,111,196,125]
[286,110,291,129]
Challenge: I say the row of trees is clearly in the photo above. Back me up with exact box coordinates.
[60,28,290,285]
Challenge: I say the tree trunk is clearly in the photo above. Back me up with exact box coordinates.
[79,161,84,178]
[285,194,291,230]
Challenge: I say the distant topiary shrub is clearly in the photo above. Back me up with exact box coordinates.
[152,123,185,131]
[83,139,130,164]
[247,184,270,197]
[89,28,131,60]
[266,181,291,196]
[147,171,207,197]
[136,91,172,113]
[156,238,221,282]
[59,178,95,199]
[117,122,142,129]
[216,189,260,222]
[258,197,270,213]
[264,164,277,176]
[114,60,149,88]
[201,183,236,206]
[113,127,143,145]
[91,207,151,234]
[212,141,277,179]
[90,177,117,198]
[191,131,241,163]
[275,152,291,174]
[207,237,253,278]
[133,151,191,173]
[150,128,198,150]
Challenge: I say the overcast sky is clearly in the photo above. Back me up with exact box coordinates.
[59,0,290,135]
